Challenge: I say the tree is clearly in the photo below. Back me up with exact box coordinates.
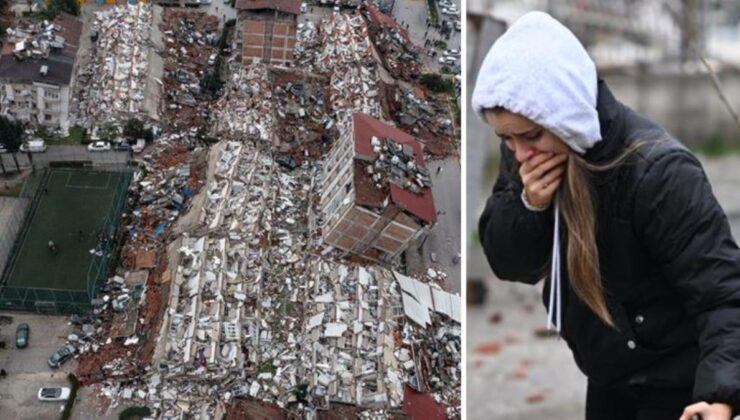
[200,72,224,98]
[0,115,25,172]
[122,118,153,143]
[33,0,80,21]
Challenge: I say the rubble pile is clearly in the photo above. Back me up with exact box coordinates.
[304,13,382,129]
[368,24,421,81]
[72,4,153,130]
[294,21,320,68]
[272,69,338,162]
[210,65,275,142]
[388,85,456,157]
[160,9,220,130]
[4,19,68,61]
[366,135,432,195]
[97,139,460,417]
[77,135,207,384]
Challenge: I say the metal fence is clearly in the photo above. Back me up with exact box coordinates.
[0,145,131,173]
[0,172,42,280]
[0,157,134,314]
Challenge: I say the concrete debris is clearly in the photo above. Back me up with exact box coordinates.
[210,65,274,142]
[295,13,382,133]
[366,10,421,81]
[72,4,153,131]
[76,134,207,385]
[160,9,220,130]
[4,18,67,61]
[387,84,456,157]
[272,69,338,164]
[71,6,459,418]
[95,134,459,417]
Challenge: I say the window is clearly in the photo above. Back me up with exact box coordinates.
[44,91,59,100]
[45,114,52,121]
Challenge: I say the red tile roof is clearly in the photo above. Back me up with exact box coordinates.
[402,386,448,420]
[353,113,425,167]
[390,183,436,224]
[234,0,301,14]
[352,113,436,224]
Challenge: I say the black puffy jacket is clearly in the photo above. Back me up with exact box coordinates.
[479,80,740,407]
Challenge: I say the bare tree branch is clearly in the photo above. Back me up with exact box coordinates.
[700,56,740,131]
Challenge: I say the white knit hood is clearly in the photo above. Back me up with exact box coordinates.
[473,11,604,333]
[471,11,602,154]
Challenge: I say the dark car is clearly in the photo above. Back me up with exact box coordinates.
[275,155,298,170]
[16,323,29,348]
[112,142,132,152]
[48,344,76,368]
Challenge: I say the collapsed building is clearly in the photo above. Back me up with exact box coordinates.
[71,4,154,133]
[365,5,421,81]
[320,113,436,262]
[234,0,300,67]
[96,137,459,418]
[0,13,81,134]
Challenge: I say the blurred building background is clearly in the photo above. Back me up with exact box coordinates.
[466,1,740,419]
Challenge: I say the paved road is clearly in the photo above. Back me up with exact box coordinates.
[0,313,77,420]
[392,0,461,72]
[422,157,461,293]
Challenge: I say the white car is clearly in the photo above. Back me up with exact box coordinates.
[19,139,47,153]
[38,387,71,402]
[300,2,307,13]
[132,139,146,154]
[439,56,457,65]
[442,7,459,16]
[455,20,461,31]
[444,48,460,57]
[87,141,111,152]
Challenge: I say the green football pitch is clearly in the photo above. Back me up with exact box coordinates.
[5,168,126,291]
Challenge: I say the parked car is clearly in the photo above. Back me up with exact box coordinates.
[37,387,71,402]
[207,53,217,66]
[112,142,132,152]
[441,7,459,16]
[87,141,111,152]
[444,48,460,57]
[275,155,298,170]
[132,139,146,154]
[300,2,307,13]
[16,323,29,348]
[19,139,47,153]
[439,56,457,65]
[48,344,76,368]
[455,20,461,31]
[0,144,7,153]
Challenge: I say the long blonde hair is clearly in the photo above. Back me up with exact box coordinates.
[557,142,644,327]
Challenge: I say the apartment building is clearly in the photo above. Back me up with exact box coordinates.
[0,13,81,134]
[234,0,300,67]
[321,113,436,262]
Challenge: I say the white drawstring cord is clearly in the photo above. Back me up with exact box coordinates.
[547,199,562,333]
